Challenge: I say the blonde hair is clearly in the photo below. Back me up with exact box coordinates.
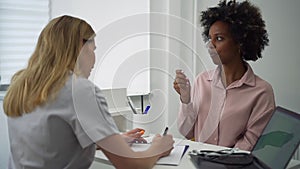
[3,15,95,117]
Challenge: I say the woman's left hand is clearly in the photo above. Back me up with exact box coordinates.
[122,128,147,144]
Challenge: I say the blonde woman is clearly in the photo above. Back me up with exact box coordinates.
[4,15,173,169]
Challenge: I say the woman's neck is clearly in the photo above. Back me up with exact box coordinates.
[220,61,247,87]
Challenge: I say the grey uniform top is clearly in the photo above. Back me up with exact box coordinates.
[7,75,119,169]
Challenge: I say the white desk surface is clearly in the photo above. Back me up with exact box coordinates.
[91,138,300,169]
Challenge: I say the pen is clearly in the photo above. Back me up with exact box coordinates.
[127,97,137,114]
[143,105,151,114]
[163,127,168,136]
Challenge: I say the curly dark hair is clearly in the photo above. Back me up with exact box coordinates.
[200,0,269,61]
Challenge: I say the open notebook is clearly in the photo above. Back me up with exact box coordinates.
[95,139,189,166]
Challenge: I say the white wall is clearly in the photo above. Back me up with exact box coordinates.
[250,0,300,113]
[51,0,150,96]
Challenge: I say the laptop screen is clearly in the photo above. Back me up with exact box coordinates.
[252,106,300,169]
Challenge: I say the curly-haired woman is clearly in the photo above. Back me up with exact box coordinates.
[173,0,275,151]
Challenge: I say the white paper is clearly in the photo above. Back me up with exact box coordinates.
[95,143,188,166]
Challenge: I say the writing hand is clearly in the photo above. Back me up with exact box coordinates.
[152,134,174,158]
[173,70,191,104]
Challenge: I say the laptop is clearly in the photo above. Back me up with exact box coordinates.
[251,106,300,169]
[189,106,300,169]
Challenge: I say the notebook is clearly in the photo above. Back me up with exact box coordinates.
[128,143,189,165]
[251,106,300,169]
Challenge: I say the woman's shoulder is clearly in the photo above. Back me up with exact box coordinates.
[253,75,274,97]
[70,75,97,91]
[56,75,97,101]
[246,63,273,92]
[254,75,273,89]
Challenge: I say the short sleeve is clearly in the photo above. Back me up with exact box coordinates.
[71,77,119,148]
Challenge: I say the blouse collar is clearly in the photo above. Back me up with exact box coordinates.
[207,63,256,89]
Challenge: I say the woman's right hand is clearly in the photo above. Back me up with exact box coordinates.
[173,70,191,104]
[151,134,174,157]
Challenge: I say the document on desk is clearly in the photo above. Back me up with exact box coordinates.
[95,143,189,166]
[131,143,189,165]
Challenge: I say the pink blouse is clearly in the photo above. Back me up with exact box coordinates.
[177,64,275,151]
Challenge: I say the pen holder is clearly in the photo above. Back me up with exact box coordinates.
[132,114,152,137]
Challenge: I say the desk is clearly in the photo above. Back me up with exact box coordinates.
[90,139,300,169]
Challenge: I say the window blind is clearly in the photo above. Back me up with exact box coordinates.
[0,0,49,84]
